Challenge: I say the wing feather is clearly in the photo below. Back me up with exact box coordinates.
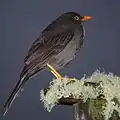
[24,25,74,65]
[21,25,74,78]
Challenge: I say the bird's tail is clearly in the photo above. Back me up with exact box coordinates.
[2,75,29,116]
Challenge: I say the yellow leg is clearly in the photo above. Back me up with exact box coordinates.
[46,63,77,81]
[46,63,63,80]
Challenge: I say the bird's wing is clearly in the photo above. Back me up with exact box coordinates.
[24,21,69,63]
[21,24,74,77]
[2,24,74,116]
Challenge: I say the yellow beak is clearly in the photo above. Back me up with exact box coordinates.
[81,16,92,21]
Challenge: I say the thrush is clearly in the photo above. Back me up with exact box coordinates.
[2,12,92,115]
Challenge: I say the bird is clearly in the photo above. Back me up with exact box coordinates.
[2,12,92,115]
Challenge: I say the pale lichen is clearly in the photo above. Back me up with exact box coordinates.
[40,70,120,120]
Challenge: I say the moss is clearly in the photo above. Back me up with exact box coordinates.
[40,70,120,120]
[89,98,106,120]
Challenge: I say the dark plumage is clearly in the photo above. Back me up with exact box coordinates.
[2,12,92,115]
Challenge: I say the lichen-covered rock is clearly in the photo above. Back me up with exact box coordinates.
[40,70,120,120]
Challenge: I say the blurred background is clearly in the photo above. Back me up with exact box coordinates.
[0,0,120,120]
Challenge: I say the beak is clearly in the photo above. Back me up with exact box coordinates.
[81,16,92,21]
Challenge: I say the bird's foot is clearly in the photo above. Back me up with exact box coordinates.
[46,63,76,81]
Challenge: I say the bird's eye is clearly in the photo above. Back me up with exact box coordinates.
[74,16,79,20]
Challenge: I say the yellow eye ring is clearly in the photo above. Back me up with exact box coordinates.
[74,16,79,20]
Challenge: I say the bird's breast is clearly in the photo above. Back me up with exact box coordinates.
[48,35,81,70]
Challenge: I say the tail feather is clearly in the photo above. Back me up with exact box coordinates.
[2,75,29,116]
[2,65,44,116]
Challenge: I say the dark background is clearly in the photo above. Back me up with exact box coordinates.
[0,0,120,120]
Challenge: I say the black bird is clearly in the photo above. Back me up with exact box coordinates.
[2,12,92,115]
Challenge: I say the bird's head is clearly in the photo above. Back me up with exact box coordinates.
[58,12,92,24]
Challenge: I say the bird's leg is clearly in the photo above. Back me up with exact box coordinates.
[46,63,63,80]
[46,63,76,81]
